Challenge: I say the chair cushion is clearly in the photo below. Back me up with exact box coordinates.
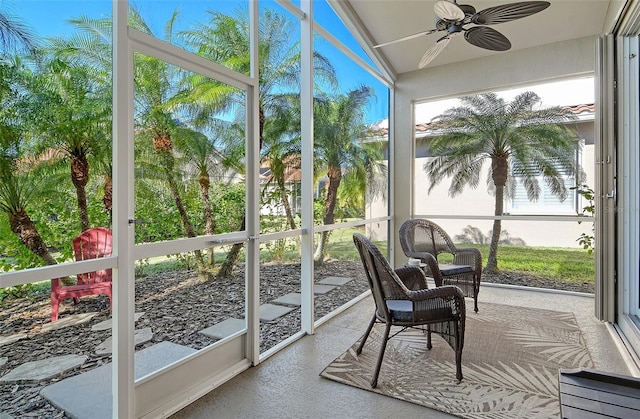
[386,300,454,323]
[439,263,473,276]
[386,300,414,322]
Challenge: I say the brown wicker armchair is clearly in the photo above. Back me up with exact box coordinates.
[353,233,466,388]
[399,219,482,312]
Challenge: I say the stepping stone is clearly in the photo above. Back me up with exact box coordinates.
[41,342,197,419]
[95,327,153,356]
[42,312,99,332]
[271,293,301,306]
[313,284,337,295]
[0,354,87,384]
[91,312,145,331]
[0,334,27,348]
[199,318,245,340]
[319,276,353,286]
[258,304,297,321]
[0,413,14,419]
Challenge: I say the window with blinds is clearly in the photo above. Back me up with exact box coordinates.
[507,150,581,215]
[509,176,577,214]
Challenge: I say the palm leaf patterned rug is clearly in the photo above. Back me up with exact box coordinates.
[320,302,593,418]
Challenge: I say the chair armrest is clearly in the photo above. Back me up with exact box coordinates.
[407,285,466,322]
[404,251,445,287]
[407,284,465,302]
[395,266,429,290]
[452,248,482,274]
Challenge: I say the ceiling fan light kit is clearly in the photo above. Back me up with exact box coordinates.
[374,0,550,69]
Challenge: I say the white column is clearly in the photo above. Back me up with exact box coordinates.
[300,0,315,333]
[112,0,136,417]
[246,0,261,364]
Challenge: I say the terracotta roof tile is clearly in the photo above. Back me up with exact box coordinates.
[414,103,595,134]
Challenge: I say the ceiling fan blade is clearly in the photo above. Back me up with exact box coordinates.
[374,28,438,48]
[458,4,477,17]
[418,36,451,68]
[434,0,465,21]
[464,26,511,51]
[472,1,550,25]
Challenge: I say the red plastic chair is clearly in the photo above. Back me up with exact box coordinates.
[50,227,113,322]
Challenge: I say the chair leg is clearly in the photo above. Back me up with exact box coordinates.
[455,324,463,381]
[371,322,391,388]
[51,298,59,322]
[474,276,479,313]
[426,325,432,350]
[357,315,376,355]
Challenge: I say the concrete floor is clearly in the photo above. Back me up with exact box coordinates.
[170,284,635,419]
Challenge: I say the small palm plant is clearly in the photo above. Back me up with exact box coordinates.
[572,184,595,254]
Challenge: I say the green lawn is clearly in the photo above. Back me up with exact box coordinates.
[324,232,594,284]
[462,244,594,283]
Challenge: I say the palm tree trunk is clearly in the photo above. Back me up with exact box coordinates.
[217,217,246,278]
[485,157,507,273]
[9,208,58,266]
[71,155,90,231]
[218,107,266,277]
[9,209,77,285]
[314,168,341,265]
[164,169,208,277]
[154,135,209,278]
[200,173,216,267]
[486,218,502,273]
[279,181,296,231]
[103,174,112,223]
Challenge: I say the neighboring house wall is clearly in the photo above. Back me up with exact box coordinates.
[368,107,595,248]
[260,181,301,216]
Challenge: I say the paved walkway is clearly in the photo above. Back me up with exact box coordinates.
[199,276,353,339]
[42,341,197,418]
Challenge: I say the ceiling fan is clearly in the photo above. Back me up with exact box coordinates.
[374,0,550,69]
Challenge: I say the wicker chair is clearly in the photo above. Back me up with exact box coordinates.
[353,233,466,388]
[399,219,482,312]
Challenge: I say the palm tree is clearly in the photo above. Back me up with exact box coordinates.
[173,125,233,266]
[24,58,111,231]
[135,61,210,277]
[180,8,336,146]
[0,8,36,55]
[53,7,211,275]
[46,14,114,219]
[313,86,387,264]
[0,163,58,266]
[261,95,303,232]
[0,61,57,268]
[423,92,583,273]
[179,8,337,277]
[133,8,220,277]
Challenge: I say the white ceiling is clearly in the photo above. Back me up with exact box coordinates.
[341,0,623,76]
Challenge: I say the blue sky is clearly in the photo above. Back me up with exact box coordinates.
[415,77,595,124]
[4,1,589,126]
[4,0,389,124]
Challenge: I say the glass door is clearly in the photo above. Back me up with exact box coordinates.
[114,2,259,415]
